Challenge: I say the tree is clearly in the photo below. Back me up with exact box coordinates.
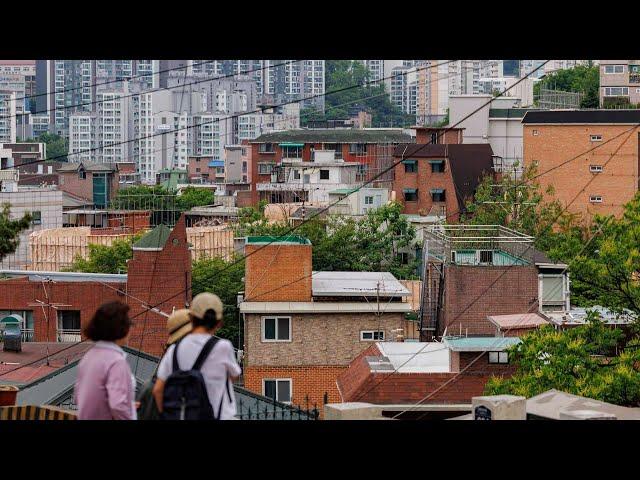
[22,133,69,162]
[65,235,141,274]
[192,256,245,347]
[176,186,215,211]
[111,185,174,210]
[533,65,599,108]
[301,61,415,128]
[236,202,420,279]
[461,163,582,251]
[485,313,640,406]
[0,204,32,262]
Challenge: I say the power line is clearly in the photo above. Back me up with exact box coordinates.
[1,60,459,172]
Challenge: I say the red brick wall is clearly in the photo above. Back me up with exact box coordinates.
[126,215,192,356]
[415,128,463,145]
[244,365,347,416]
[441,265,539,336]
[0,278,124,342]
[244,243,312,302]
[58,171,119,204]
[107,211,151,234]
[187,156,216,181]
[335,343,382,401]
[523,124,640,222]
[340,351,514,404]
[392,156,461,220]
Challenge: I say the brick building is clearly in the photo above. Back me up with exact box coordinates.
[420,225,570,339]
[336,337,518,409]
[248,129,413,205]
[522,110,640,222]
[0,216,191,356]
[239,236,411,414]
[392,143,495,221]
[56,161,120,209]
[413,126,464,145]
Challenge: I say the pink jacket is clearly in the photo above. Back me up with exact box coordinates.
[74,341,136,420]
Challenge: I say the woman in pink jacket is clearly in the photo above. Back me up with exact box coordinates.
[74,301,136,420]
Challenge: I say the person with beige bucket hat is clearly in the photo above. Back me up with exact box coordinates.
[153,292,241,420]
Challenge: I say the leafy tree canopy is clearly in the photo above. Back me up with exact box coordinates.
[20,133,69,162]
[533,65,599,108]
[0,204,32,262]
[485,313,640,407]
[176,186,215,211]
[65,234,142,274]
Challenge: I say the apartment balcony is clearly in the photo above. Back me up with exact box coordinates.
[22,329,34,342]
[57,330,81,343]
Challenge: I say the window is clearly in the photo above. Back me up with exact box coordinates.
[590,134,602,142]
[404,189,418,202]
[258,163,274,175]
[364,196,374,205]
[361,331,385,341]
[324,143,342,159]
[590,165,603,173]
[540,274,568,312]
[430,132,439,144]
[430,160,445,173]
[319,169,330,180]
[282,146,303,159]
[31,211,42,225]
[589,195,603,203]
[603,87,629,97]
[263,379,292,404]
[349,143,367,156]
[78,169,86,179]
[259,143,275,153]
[532,130,539,136]
[604,65,625,74]
[431,189,446,202]
[479,250,494,264]
[262,316,291,342]
[488,351,509,364]
[293,169,300,180]
[397,252,409,265]
[403,160,417,173]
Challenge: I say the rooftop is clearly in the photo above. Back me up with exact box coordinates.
[443,336,521,352]
[312,271,410,297]
[526,389,640,420]
[57,161,118,173]
[545,306,637,326]
[254,128,413,144]
[132,224,172,250]
[0,269,127,283]
[246,235,311,245]
[239,302,412,314]
[374,342,450,373]
[522,109,640,124]
[487,313,549,330]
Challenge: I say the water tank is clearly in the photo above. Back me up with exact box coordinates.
[1,315,23,352]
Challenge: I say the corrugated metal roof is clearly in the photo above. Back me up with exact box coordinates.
[312,271,410,297]
[240,302,412,314]
[246,235,311,245]
[443,336,521,352]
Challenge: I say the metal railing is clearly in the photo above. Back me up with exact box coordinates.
[22,329,34,342]
[57,329,81,343]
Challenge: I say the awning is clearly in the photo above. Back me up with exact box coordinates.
[279,143,304,147]
[430,188,444,194]
[403,188,417,194]
[401,159,417,165]
[428,159,445,164]
[208,160,224,167]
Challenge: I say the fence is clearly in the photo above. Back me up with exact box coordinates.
[235,394,320,420]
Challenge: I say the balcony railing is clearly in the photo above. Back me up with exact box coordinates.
[57,329,81,343]
[22,329,34,342]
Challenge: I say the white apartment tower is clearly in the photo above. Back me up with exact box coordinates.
[0,90,17,143]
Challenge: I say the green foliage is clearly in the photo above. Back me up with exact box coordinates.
[485,314,640,406]
[65,234,142,274]
[176,186,215,211]
[533,65,599,108]
[236,202,420,279]
[111,185,174,210]
[192,256,245,347]
[23,133,69,162]
[0,204,32,261]
[301,60,415,128]
[602,97,640,109]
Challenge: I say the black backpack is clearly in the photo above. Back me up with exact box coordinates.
[161,336,222,420]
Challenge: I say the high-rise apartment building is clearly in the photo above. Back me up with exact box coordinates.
[0,90,17,143]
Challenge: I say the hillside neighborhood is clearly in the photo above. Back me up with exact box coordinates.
[2,59,640,421]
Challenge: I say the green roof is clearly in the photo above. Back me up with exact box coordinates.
[246,235,311,245]
[443,336,521,352]
[329,188,358,195]
[133,224,172,250]
[255,129,413,144]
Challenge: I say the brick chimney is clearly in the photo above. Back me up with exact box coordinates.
[126,214,192,356]
[244,236,312,302]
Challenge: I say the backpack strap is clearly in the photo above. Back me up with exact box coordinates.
[192,336,219,371]
[172,341,180,373]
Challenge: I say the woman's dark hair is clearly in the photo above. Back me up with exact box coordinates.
[84,301,132,341]
[191,310,221,330]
